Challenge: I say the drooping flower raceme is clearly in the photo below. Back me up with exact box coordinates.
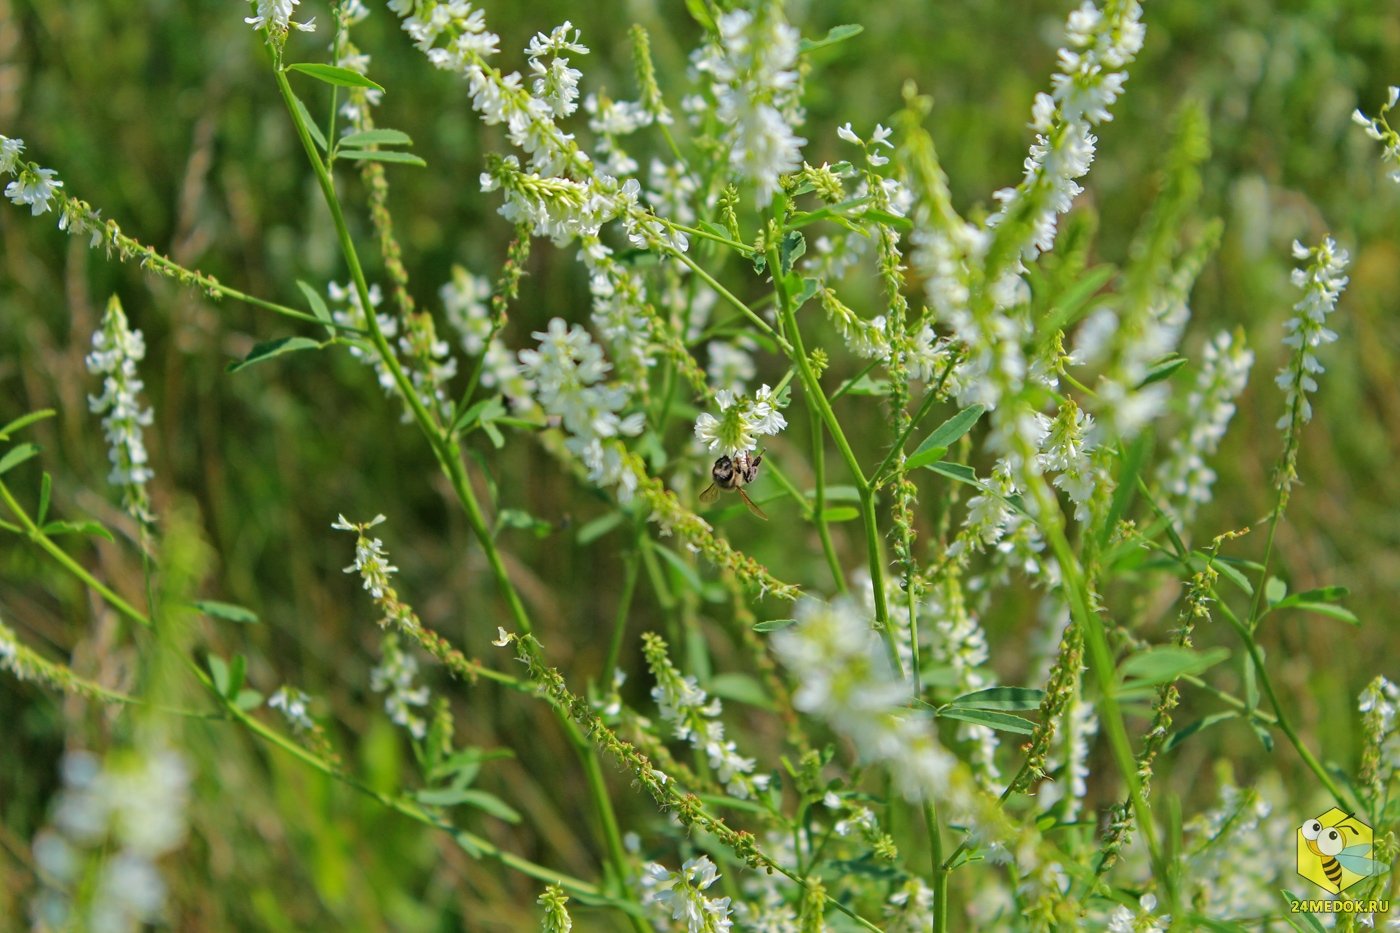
[1353,86,1400,184]
[30,747,190,933]
[638,856,734,933]
[371,633,431,741]
[517,318,644,501]
[1035,400,1098,522]
[693,384,788,459]
[643,633,770,800]
[693,8,806,206]
[86,295,155,523]
[770,598,957,804]
[1275,237,1349,491]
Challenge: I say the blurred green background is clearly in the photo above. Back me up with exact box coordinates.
[1,0,1398,928]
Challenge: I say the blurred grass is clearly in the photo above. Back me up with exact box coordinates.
[1,0,1398,928]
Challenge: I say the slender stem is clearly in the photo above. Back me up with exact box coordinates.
[924,802,949,933]
[1214,596,1353,809]
[672,250,784,346]
[0,480,148,627]
[809,400,846,593]
[1027,475,1172,904]
[274,62,647,925]
[603,532,643,683]
[664,219,752,255]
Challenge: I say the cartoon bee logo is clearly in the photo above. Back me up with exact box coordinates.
[1296,808,1390,894]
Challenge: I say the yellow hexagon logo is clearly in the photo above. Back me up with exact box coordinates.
[1296,808,1387,895]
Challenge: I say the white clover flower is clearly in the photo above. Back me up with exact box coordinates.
[0,135,25,174]
[371,634,430,740]
[638,856,733,933]
[245,0,316,33]
[693,384,788,459]
[31,745,190,933]
[268,686,315,732]
[86,295,155,523]
[526,22,588,119]
[5,164,63,216]
[1157,330,1253,520]
[329,281,398,395]
[771,598,958,804]
[646,636,770,799]
[1277,236,1349,432]
[1354,87,1400,183]
[884,879,935,933]
[694,9,806,206]
[1035,401,1100,521]
[333,513,398,598]
[518,318,644,500]
[1107,893,1171,933]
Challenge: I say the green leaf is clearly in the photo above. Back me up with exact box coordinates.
[799,23,864,53]
[1193,552,1253,597]
[287,91,328,153]
[682,0,716,32]
[706,673,772,709]
[1274,602,1360,625]
[576,512,624,545]
[338,128,413,149]
[1041,265,1115,336]
[286,62,384,92]
[496,508,553,539]
[651,541,705,595]
[818,506,860,522]
[0,409,56,441]
[923,460,978,486]
[192,600,260,625]
[778,230,806,275]
[228,654,247,698]
[834,374,889,396]
[1120,646,1230,685]
[0,443,40,476]
[753,618,796,633]
[417,787,522,823]
[1250,719,1274,752]
[938,706,1036,735]
[296,280,334,328]
[862,209,913,230]
[40,520,114,542]
[804,484,862,503]
[37,472,51,525]
[1279,891,1326,933]
[1264,576,1287,606]
[336,149,428,167]
[1137,354,1189,388]
[1164,711,1238,752]
[904,445,947,472]
[208,654,229,696]
[913,405,986,460]
[228,337,323,373]
[234,689,265,711]
[947,686,1045,711]
[452,395,506,435]
[1276,585,1348,606]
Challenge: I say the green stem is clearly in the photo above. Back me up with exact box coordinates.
[1214,596,1353,809]
[603,531,643,683]
[1024,473,1171,905]
[672,250,785,346]
[809,400,846,593]
[924,802,949,933]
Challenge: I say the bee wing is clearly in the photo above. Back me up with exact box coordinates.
[699,483,720,504]
[1337,848,1389,876]
[738,488,768,520]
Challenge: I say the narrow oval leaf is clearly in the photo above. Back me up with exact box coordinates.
[1275,586,1349,607]
[799,23,864,53]
[0,409,56,440]
[228,337,323,373]
[1120,646,1230,685]
[818,506,860,522]
[296,280,333,327]
[40,520,115,542]
[904,444,948,472]
[286,62,384,92]
[339,128,413,148]
[1137,354,1189,388]
[336,150,427,167]
[938,707,1036,735]
[911,405,986,463]
[706,673,772,709]
[753,618,797,632]
[948,686,1045,711]
[1164,711,1238,752]
[192,600,260,625]
[0,443,40,476]
[576,511,624,545]
[923,460,979,486]
[287,91,328,153]
[1277,602,1360,625]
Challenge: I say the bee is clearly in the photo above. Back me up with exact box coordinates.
[1300,814,1390,891]
[699,450,767,520]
